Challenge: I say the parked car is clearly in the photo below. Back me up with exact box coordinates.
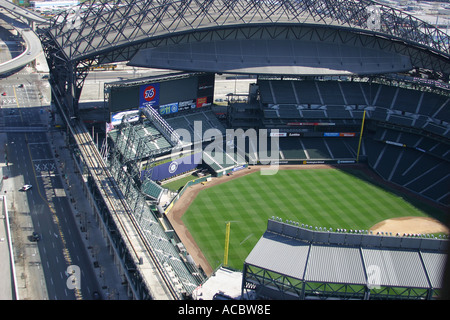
[31,232,41,242]
[21,184,32,191]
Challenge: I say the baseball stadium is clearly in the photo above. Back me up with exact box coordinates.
[39,0,449,300]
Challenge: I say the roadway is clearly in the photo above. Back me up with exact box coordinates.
[0,62,103,301]
[4,132,100,300]
[0,3,102,300]
[0,0,48,25]
[0,7,46,75]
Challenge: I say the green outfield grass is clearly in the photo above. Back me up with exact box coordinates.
[181,168,441,271]
[163,173,197,191]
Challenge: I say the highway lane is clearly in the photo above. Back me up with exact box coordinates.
[0,0,49,25]
[0,1,48,76]
[2,72,102,300]
[7,132,80,299]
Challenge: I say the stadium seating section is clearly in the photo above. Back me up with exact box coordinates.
[108,120,173,161]
[253,79,449,205]
[141,179,165,200]
[109,78,449,206]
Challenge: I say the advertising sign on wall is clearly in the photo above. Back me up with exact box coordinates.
[140,83,160,109]
[159,102,179,116]
[179,100,196,112]
[340,132,356,137]
[196,97,208,108]
[143,153,203,181]
[110,109,140,126]
[323,132,356,137]
[324,132,340,137]
[287,122,336,126]
[270,132,287,137]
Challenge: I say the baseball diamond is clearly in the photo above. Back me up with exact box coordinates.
[168,165,447,273]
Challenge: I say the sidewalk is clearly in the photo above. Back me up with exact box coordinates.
[0,195,14,300]
[49,127,130,300]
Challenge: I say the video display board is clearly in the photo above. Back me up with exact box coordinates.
[108,73,215,121]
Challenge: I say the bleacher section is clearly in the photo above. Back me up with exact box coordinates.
[164,109,249,176]
[203,147,247,174]
[258,79,449,128]
[165,110,227,142]
[255,78,449,206]
[270,80,297,104]
[278,138,307,160]
[317,81,346,105]
[419,92,448,118]
[135,201,202,293]
[245,136,358,163]
[366,126,450,205]
[141,179,165,201]
[340,82,368,105]
[291,80,322,105]
[374,85,397,109]
[279,105,302,119]
[394,88,422,113]
[301,138,332,159]
[326,139,357,159]
[108,120,173,162]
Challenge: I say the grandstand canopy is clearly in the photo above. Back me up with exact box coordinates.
[129,35,413,76]
[243,219,448,300]
[41,0,450,74]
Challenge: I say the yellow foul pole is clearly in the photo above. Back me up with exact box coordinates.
[224,222,231,266]
[356,110,366,163]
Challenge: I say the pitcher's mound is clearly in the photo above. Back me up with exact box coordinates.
[370,216,449,235]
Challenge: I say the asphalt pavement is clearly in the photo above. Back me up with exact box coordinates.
[0,72,129,301]
[1,113,130,300]
[0,6,131,300]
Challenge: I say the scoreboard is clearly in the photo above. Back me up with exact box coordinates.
[108,73,215,122]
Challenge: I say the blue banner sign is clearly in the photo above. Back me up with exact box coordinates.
[140,83,160,109]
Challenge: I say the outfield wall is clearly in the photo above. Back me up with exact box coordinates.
[266,219,448,251]
[163,174,212,215]
[142,153,202,181]
[259,159,363,165]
